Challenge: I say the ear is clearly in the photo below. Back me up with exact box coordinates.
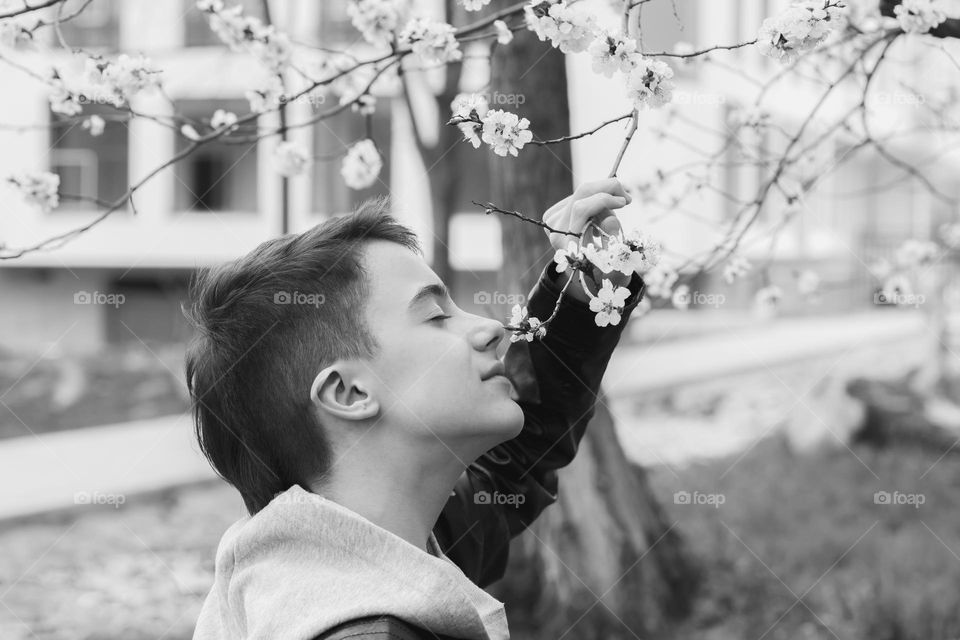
[309,364,380,422]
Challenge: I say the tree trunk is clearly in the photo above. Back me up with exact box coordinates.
[485,28,700,639]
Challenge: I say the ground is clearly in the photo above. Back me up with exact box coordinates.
[1,435,958,640]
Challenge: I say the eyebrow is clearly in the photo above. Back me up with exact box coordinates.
[407,282,450,311]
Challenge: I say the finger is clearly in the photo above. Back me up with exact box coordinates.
[572,178,629,202]
[569,193,628,234]
[543,194,573,239]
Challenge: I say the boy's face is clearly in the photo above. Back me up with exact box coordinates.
[359,240,524,454]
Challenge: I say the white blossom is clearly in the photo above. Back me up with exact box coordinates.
[754,284,783,315]
[49,73,83,116]
[83,54,163,107]
[82,115,105,137]
[199,0,291,71]
[246,75,284,113]
[347,0,409,47]
[588,278,631,327]
[643,266,678,298]
[553,240,584,273]
[461,0,492,11]
[758,1,845,65]
[524,0,598,54]
[893,0,948,33]
[508,304,546,342]
[623,229,662,274]
[494,19,514,45]
[894,238,939,268]
[341,139,383,190]
[399,18,462,64]
[211,108,238,131]
[8,171,60,213]
[273,141,312,177]
[589,32,642,77]
[626,58,674,109]
[480,109,534,157]
[723,254,752,284]
[451,92,489,148]
[181,124,202,141]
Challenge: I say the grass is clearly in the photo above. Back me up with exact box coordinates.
[650,435,960,640]
[1,436,958,639]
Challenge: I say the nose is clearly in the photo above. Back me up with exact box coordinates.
[470,315,505,353]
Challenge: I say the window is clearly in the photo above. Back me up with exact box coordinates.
[312,103,392,215]
[49,104,129,212]
[183,0,265,47]
[54,0,120,50]
[172,99,258,213]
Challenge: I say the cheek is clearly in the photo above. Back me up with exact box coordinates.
[376,331,475,405]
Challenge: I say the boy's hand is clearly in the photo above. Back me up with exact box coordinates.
[542,178,633,304]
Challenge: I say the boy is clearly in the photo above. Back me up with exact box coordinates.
[186,179,645,640]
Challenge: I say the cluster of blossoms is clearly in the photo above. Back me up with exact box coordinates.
[508,305,546,342]
[7,172,60,213]
[82,54,163,107]
[524,0,597,54]
[893,0,949,33]
[197,0,291,72]
[723,254,752,284]
[48,54,162,116]
[481,110,534,157]
[82,114,105,137]
[272,141,312,178]
[449,93,534,157]
[340,139,383,190]
[400,18,462,64]
[315,53,381,116]
[757,0,846,64]
[347,0,410,47]
[445,0,678,156]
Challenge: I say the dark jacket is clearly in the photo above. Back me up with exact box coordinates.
[314,264,646,640]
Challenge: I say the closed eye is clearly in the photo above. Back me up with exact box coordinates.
[429,314,452,324]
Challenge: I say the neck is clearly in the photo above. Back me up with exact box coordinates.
[312,441,468,552]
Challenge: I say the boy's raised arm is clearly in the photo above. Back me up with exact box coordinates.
[433,179,646,587]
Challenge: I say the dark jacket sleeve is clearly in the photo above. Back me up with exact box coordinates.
[432,261,646,588]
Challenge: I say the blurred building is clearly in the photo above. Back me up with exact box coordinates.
[0,0,956,353]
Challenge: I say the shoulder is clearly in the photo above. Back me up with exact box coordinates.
[311,615,459,640]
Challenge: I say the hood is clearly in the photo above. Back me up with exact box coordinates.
[193,485,509,640]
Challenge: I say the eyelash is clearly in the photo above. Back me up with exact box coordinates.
[429,314,452,323]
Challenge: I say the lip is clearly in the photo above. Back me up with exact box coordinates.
[480,361,506,381]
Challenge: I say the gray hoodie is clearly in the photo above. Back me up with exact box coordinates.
[192,485,510,640]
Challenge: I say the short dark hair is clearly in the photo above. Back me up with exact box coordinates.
[183,197,421,514]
